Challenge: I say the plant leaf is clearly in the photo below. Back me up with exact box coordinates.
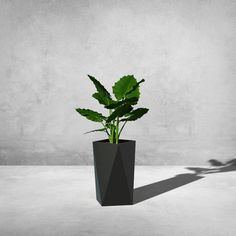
[105,97,138,109]
[75,108,105,122]
[107,104,133,123]
[88,75,113,105]
[92,92,114,106]
[125,79,145,96]
[120,108,149,121]
[84,128,106,134]
[112,75,139,100]
[88,75,110,97]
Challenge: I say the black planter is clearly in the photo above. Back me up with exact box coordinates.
[93,139,136,206]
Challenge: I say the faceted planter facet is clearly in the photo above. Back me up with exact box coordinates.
[93,139,136,206]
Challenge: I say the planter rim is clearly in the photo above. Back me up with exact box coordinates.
[93,139,135,145]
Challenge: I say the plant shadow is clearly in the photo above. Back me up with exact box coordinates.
[133,158,236,204]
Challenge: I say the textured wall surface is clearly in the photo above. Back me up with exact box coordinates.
[0,0,236,165]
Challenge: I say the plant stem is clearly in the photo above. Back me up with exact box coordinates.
[101,121,109,137]
[108,109,113,143]
[111,126,114,143]
[115,117,119,144]
[118,121,127,138]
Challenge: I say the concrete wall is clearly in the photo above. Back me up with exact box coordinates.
[0,0,236,165]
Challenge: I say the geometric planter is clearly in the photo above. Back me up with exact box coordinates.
[93,139,136,206]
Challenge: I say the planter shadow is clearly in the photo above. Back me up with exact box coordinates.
[133,173,203,204]
[133,158,236,205]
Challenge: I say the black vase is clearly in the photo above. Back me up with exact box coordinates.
[93,139,136,206]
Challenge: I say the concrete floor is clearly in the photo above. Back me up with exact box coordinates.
[0,166,235,236]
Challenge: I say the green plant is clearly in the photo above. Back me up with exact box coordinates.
[75,75,149,144]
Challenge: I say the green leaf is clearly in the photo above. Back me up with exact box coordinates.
[107,104,133,123]
[92,93,114,106]
[105,97,138,109]
[88,75,110,97]
[75,108,105,122]
[84,128,106,134]
[120,108,149,121]
[112,75,140,100]
[125,79,145,96]
[88,75,113,106]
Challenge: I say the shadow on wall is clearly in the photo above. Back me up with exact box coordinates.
[133,159,236,204]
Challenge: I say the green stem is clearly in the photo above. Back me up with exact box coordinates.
[111,126,114,143]
[101,121,109,137]
[118,121,127,138]
[108,109,113,144]
[115,117,119,144]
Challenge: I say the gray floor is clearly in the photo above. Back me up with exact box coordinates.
[0,166,235,236]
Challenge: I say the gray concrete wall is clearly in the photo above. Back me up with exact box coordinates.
[0,0,236,165]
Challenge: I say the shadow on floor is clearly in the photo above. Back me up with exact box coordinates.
[186,159,236,175]
[133,158,236,204]
[133,173,203,204]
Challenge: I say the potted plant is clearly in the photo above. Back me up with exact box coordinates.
[75,75,149,206]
